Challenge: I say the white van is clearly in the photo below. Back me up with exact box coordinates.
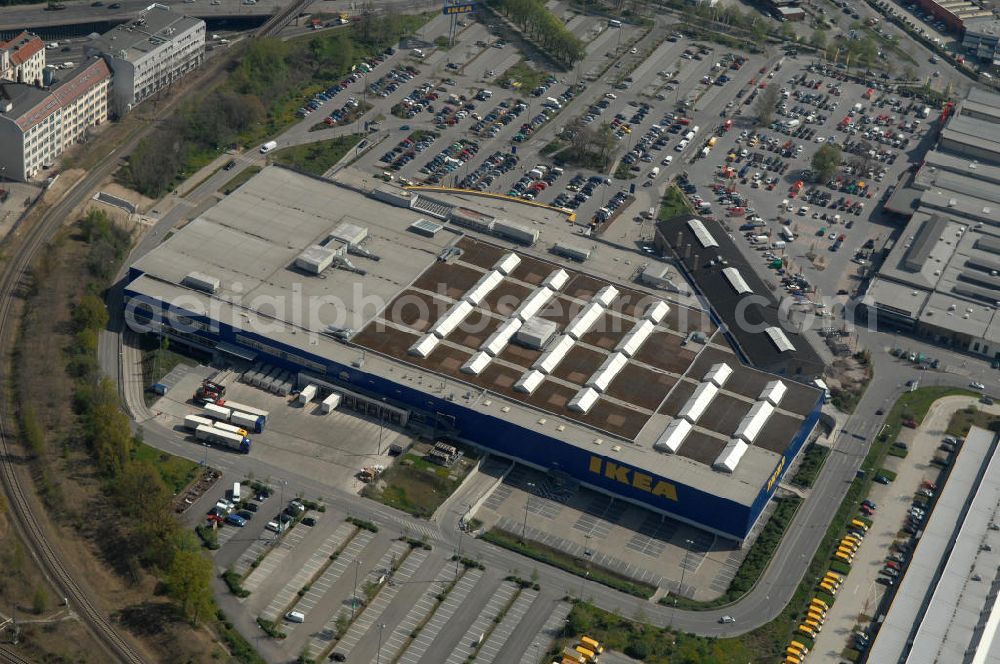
[648,166,660,179]
[231,482,241,503]
[260,140,277,153]
[285,611,305,623]
[608,18,622,27]
[412,49,424,58]
[661,155,673,165]
[675,139,688,152]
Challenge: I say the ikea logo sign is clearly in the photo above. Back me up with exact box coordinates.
[767,457,785,492]
[589,457,678,501]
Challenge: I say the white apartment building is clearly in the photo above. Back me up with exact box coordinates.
[0,58,110,181]
[86,3,205,116]
[0,31,45,86]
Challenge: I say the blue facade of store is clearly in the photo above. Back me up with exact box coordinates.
[125,275,821,542]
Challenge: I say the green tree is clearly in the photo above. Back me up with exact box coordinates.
[810,29,827,49]
[166,548,214,624]
[32,587,47,614]
[811,144,843,182]
[754,84,781,126]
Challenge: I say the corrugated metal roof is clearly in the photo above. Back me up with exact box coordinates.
[568,387,600,413]
[593,285,620,307]
[408,334,440,358]
[722,267,753,295]
[704,362,733,388]
[533,334,575,374]
[514,287,555,321]
[678,381,719,423]
[586,351,629,392]
[565,302,605,340]
[765,326,796,352]
[644,300,670,323]
[463,269,504,305]
[759,380,787,406]
[714,439,749,473]
[688,218,719,248]
[432,300,474,338]
[460,351,492,375]
[615,319,655,357]
[481,317,522,356]
[653,418,692,453]
[514,369,545,394]
[493,252,521,275]
[543,268,570,291]
[734,401,774,443]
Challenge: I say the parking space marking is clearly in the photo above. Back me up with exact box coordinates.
[443,580,519,664]
[396,568,485,664]
[214,524,240,547]
[233,534,273,577]
[310,542,429,655]
[518,601,572,664]
[482,484,513,511]
[259,522,356,621]
[281,529,376,636]
[475,588,539,664]
[379,563,454,662]
[498,516,663,587]
[242,524,311,593]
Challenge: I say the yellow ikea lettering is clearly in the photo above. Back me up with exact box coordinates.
[767,457,785,492]
[588,456,678,502]
[604,462,631,484]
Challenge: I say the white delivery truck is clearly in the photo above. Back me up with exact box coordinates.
[260,140,278,153]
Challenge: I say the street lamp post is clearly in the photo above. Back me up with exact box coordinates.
[351,559,362,619]
[520,482,535,542]
[376,622,386,664]
[673,538,695,627]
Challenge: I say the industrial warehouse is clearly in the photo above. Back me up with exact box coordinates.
[123,166,822,542]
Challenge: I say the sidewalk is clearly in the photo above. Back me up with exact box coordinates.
[809,396,996,658]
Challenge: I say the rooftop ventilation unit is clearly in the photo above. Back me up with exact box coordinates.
[514,287,555,321]
[460,351,492,375]
[565,302,605,340]
[759,380,787,406]
[568,387,600,413]
[481,317,522,356]
[514,369,545,394]
[515,317,558,349]
[678,382,718,423]
[586,351,628,393]
[533,334,575,374]
[493,252,521,275]
[181,271,220,293]
[714,439,749,473]
[644,300,670,323]
[653,418,692,454]
[704,362,733,388]
[542,268,570,291]
[295,245,338,274]
[408,334,439,358]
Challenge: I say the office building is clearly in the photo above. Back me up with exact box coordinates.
[0,58,111,181]
[86,3,205,116]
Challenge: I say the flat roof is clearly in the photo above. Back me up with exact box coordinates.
[654,216,825,379]
[940,115,1000,164]
[127,167,821,505]
[867,426,1000,663]
[90,3,203,63]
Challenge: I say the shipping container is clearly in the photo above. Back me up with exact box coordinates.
[184,414,214,430]
[230,410,266,433]
[194,424,251,453]
[298,384,319,404]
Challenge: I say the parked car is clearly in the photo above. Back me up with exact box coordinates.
[225,514,246,527]
[874,474,891,485]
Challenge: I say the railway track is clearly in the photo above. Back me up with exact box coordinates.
[256,0,312,38]
[0,136,149,664]
[0,38,244,664]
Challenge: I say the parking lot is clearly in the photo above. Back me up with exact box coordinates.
[474,464,745,601]
[807,396,990,659]
[676,59,936,299]
[197,481,574,663]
